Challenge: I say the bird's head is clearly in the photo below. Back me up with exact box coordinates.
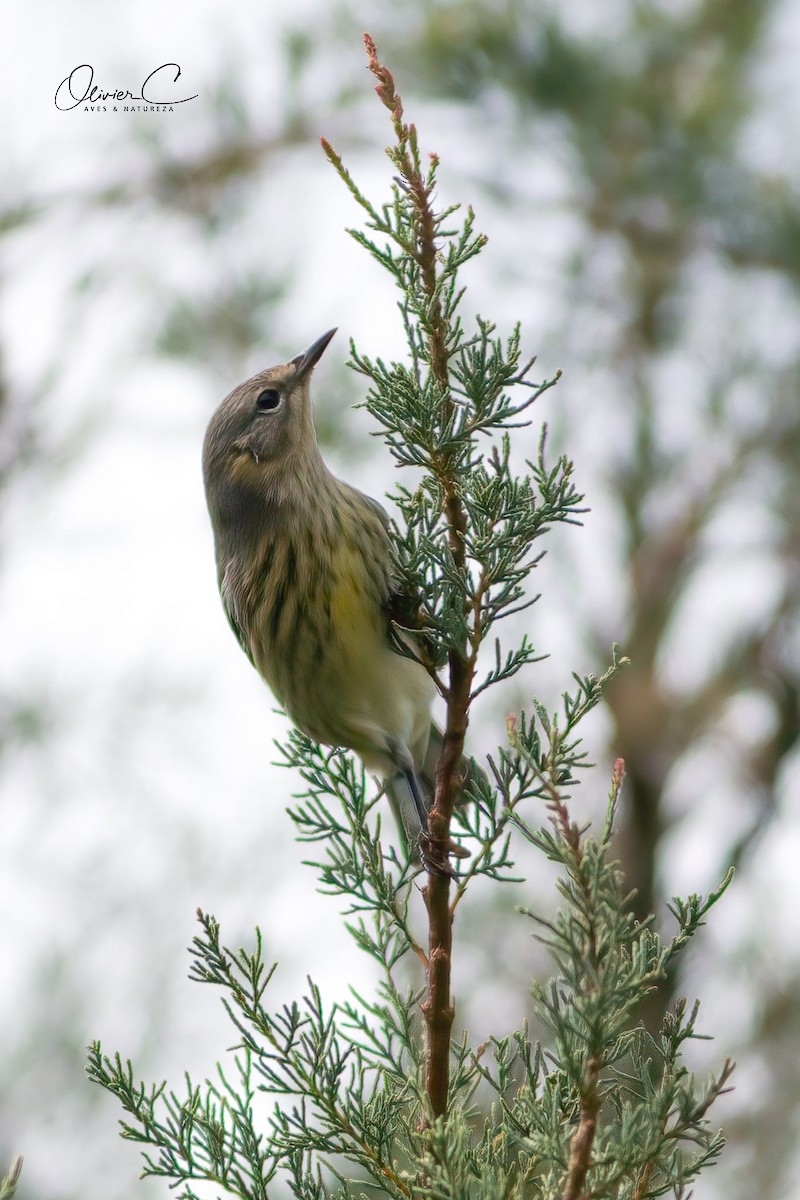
[202,328,337,506]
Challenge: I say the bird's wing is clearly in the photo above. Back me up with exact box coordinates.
[381,536,443,670]
[342,482,441,667]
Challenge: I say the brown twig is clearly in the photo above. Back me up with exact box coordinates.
[558,759,627,1197]
[505,732,629,1197]
[562,1056,601,1200]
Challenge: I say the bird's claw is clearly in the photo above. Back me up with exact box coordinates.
[419,832,471,877]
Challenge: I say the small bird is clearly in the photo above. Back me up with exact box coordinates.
[202,329,452,857]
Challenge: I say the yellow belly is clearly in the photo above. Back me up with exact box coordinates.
[248,541,435,776]
[301,560,435,772]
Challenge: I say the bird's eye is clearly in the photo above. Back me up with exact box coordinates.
[255,388,281,412]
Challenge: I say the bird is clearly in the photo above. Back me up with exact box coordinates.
[202,328,462,860]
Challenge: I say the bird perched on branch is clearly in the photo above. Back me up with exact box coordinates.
[203,329,467,860]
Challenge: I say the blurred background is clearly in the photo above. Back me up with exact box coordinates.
[1,0,799,1195]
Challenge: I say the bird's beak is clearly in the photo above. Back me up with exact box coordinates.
[291,328,337,380]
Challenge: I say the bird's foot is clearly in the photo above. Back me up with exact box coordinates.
[419,832,471,877]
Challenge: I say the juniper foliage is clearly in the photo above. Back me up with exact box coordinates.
[87,36,733,1200]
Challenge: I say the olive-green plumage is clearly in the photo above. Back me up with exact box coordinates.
[202,329,437,851]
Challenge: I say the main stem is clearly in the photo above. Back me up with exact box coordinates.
[422,641,471,1118]
[417,197,472,1125]
[363,32,476,1121]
